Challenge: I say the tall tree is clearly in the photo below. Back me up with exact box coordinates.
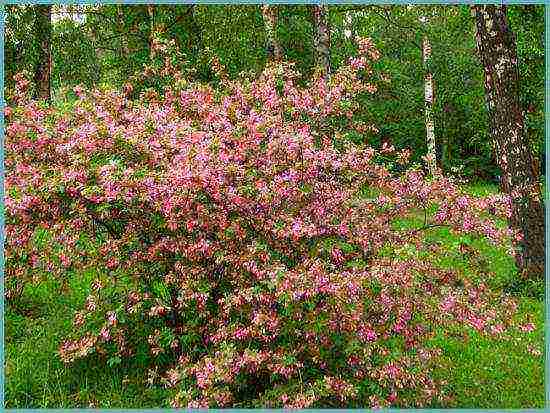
[147,4,156,59]
[33,4,52,101]
[369,6,440,175]
[421,21,437,175]
[343,9,357,46]
[311,5,331,76]
[116,4,131,59]
[472,4,544,279]
[261,5,282,61]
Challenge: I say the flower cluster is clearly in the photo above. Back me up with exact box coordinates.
[5,39,532,407]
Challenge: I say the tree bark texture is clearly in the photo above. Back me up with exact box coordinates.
[311,5,331,76]
[34,5,51,101]
[147,4,156,59]
[262,5,282,61]
[343,10,357,46]
[423,35,437,176]
[473,4,544,279]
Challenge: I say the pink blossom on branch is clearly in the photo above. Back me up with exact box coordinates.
[4,38,531,408]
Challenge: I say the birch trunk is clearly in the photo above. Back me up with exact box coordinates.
[261,5,282,61]
[473,4,544,280]
[423,35,437,176]
[117,4,130,59]
[343,10,357,46]
[147,4,155,59]
[34,5,51,102]
[311,5,331,76]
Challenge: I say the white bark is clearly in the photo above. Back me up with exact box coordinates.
[262,5,282,61]
[343,10,356,44]
[423,35,437,176]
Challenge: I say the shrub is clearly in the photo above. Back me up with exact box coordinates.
[5,39,529,408]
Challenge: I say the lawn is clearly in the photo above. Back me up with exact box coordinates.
[4,183,544,408]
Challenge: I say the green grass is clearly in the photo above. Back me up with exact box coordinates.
[5,270,171,408]
[432,297,543,408]
[420,183,543,407]
[5,183,544,408]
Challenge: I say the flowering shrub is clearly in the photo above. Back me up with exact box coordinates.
[5,39,529,408]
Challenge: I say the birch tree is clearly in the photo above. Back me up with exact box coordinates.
[343,9,358,46]
[473,4,544,280]
[33,5,52,101]
[147,4,157,60]
[420,15,437,176]
[311,5,331,76]
[372,6,438,175]
[261,4,282,61]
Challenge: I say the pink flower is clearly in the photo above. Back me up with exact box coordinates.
[106,257,118,269]
[360,327,377,342]
[234,328,249,340]
[468,315,486,331]
[456,196,470,209]
[331,247,344,264]
[440,295,456,313]
[490,324,505,335]
[519,322,536,333]
[337,222,349,236]
[59,253,71,268]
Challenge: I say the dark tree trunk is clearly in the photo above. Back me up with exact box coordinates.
[473,5,544,280]
[311,5,331,76]
[261,5,282,61]
[34,5,51,102]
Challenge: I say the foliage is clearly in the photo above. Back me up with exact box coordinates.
[3,4,545,179]
[51,17,101,92]
[508,5,545,170]
[5,5,38,95]
[334,6,492,180]
[5,39,537,408]
[329,5,544,180]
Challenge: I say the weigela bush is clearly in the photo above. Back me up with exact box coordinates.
[5,38,530,408]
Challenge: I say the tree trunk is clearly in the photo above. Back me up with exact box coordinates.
[117,4,130,59]
[473,4,544,280]
[188,5,202,54]
[343,10,357,46]
[311,5,331,76]
[261,5,282,61]
[422,35,437,176]
[147,4,155,59]
[33,5,51,102]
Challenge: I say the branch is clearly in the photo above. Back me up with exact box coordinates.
[70,192,123,239]
[82,9,119,25]
[371,6,424,51]
[97,31,147,43]
[408,223,450,235]
[164,5,195,32]
[94,45,119,53]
